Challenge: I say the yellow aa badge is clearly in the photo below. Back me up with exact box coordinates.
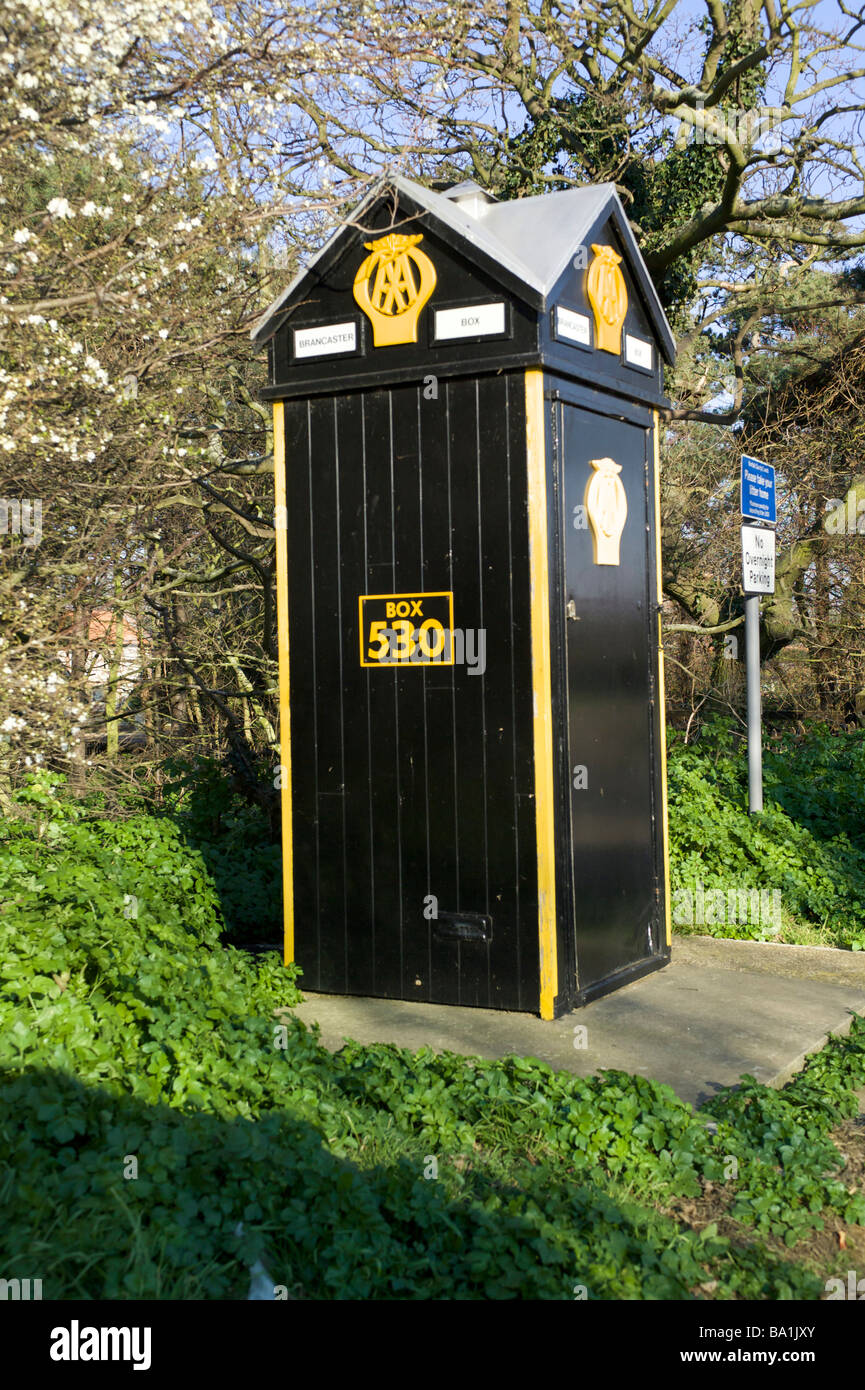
[352,233,437,346]
[585,456,627,565]
[586,244,628,355]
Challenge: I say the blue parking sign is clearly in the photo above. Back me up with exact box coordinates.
[741,455,776,524]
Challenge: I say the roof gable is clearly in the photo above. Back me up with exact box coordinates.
[251,176,675,364]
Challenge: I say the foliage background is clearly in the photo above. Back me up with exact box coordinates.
[2,0,865,811]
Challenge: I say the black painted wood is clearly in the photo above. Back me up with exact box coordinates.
[557,400,665,991]
[280,374,539,1010]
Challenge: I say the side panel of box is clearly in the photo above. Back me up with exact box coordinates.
[553,391,668,998]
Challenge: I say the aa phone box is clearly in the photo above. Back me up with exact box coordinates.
[253,175,676,1017]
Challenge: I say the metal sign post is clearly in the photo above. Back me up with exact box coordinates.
[740,457,777,815]
[744,592,763,813]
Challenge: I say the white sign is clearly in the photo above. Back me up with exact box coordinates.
[293,321,357,359]
[741,525,776,594]
[624,334,653,370]
[555,305,591,347]
[434,302,505,340]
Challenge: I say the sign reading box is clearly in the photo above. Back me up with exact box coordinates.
[293,321,357,359]
[359,591,455,667]
[624,334,653,371]
[434,302,505,341]
[554,305,592,348]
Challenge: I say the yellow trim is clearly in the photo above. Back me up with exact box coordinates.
[653,411,672,947]
[273,401,294,966]
[525,370,558,1019]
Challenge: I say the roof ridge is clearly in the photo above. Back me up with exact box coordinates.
[250,174,675,364]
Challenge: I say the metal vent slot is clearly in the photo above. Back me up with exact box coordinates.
[433,911,493,944]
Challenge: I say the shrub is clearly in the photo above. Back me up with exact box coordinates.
[668,719,865,949]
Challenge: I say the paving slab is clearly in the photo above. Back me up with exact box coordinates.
[290,935,865,1108]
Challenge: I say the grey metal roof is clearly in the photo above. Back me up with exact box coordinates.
[440,178,497,203]
[251,174,676,362]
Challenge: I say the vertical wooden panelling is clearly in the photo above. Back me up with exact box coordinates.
[391,384,426,996]
[338,391,375,995]
[309,396,346,989]
[362,389,403,995]
[284,398,319,987]
[479,375,531,1010]
[422,380,461,1003]
[282,373,539,1010]
[446,378,489,1006]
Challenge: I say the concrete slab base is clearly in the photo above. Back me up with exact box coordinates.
[289,936,865,1109]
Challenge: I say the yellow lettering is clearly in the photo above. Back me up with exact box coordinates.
[367,620,390,660]
[418,619,445,658]
[392,619,413,658]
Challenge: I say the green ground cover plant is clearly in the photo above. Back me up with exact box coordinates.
[1,769,864,1299]
[668,720,865,949]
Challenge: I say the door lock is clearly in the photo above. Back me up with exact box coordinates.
[566,599,577,621]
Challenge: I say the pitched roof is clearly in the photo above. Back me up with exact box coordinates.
[251,174,675,363]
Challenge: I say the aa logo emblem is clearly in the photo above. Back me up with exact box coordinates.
[353,233,437,346]
[585,456,627,566]
[586,244,628,355]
